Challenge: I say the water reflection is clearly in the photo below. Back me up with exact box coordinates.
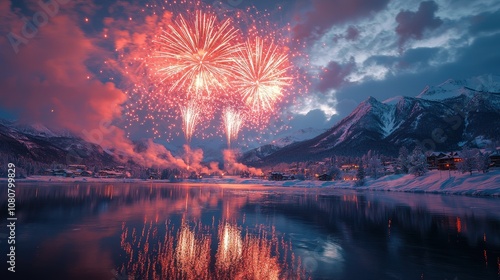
[1,183,500,279]
[116,218,305,279]
[216,223,243,271]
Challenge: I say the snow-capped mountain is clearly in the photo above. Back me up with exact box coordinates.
[239,127,326,163]
[244,75,500,165]
[0,121,117,166]
[272,127,327,148]
[15,122,74,138]
[417,75,500,100]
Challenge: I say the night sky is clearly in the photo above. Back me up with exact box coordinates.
[1,0,500,153]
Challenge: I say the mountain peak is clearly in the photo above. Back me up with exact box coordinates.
[417,74,500,100]
[364,96,379,104]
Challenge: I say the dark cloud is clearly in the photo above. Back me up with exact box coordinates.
[317,58,356,92]
[345,25,360,41]
[332,25,360,43]
[395,1,443,47]
[363,47,440,74]
[469,10,500,34]
[334,32,500,119]
[397,47,440,70]
[293,0,389,41]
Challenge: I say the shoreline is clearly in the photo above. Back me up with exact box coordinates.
[3,169,500,197]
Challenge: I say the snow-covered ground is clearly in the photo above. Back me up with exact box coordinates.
[4,169,500,196]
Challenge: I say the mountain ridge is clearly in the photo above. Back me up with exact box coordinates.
[243,75,500,166]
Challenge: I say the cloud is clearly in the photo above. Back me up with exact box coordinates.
[468,10,500,35]
[395,1,443,48]
[317,59,356,92]
[345,25,360,41]
[333,31,500,112]
[293,0,389,41]
[0,2,126,134]
[223,149,262,175]
[397,47,440,70]
[364,47,441,72]
[290,109,327,127]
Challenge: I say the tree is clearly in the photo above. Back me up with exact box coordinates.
[366,154,383,179]
[397,146,410,174]
[409,145,428,176]
[328,166,342,180]
[457,147,477,175]
[356,160,365,186]
[476,151,491,173]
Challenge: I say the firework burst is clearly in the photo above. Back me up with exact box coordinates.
[110,1,306,147]
[233,37,292,115]
[222,107,244,149]
[156,10,241,96]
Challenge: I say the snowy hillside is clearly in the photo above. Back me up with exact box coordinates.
[0,120,117,166]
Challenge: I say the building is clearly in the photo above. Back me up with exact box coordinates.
[437,152,462,170]
[80,170,93,177]
[53,169,74,177]
[426,152,446,170]
[490,150,500,167]
[98,169,126,178]
[341,164,359,172]
[318,174,332,181]
[269,172,284,181]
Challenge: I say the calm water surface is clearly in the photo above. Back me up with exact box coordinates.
[1,183,500,280]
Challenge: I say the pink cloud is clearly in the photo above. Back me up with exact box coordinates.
[223,149,262,175]
[0,2,126,133]
[317,59,356,92]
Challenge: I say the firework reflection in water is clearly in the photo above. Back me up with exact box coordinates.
[116,219,307,279]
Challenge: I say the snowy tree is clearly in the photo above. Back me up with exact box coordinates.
[397,146,410,174]
[409,145,428,176]
[476,151,491,173]
[328,166,342,180]
[366,155,384,179]
[457,147,477,175]
[356,160,365,186]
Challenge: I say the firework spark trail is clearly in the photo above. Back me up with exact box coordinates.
[222,108,244,149]
[156,11,241,96]
[181,101,201,143]
[233,37,292,116]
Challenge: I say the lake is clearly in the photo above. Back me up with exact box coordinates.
[1,183,500,279]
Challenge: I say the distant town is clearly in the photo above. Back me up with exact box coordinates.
[7,146,500,184]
